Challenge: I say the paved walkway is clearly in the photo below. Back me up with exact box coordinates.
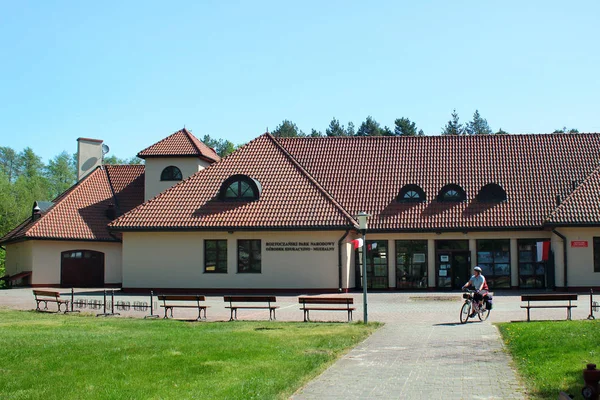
[292,294,527,399]
[4,288,595,399]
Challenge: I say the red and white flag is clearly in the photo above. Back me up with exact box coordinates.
[350,238,364,249]
[536,241,550,262]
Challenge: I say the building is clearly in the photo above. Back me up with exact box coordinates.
[3,129,600,291]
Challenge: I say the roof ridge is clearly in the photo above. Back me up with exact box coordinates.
[545,162,600,224]
[266,133,358,228]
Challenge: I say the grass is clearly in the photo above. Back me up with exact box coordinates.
[498,319,600,399]
[0,309,379,400]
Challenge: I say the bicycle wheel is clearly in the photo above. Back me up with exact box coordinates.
[478,307,490,321]
[460,302,471,324]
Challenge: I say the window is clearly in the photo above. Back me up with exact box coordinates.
[238,240,261,273]
[205,240,227,273]
[477,183,507,202]
[160,166,182,181]
[219,175,262,201]
[477,239,510,288]
[437,184,466,202]
[396,240,428,289]
[594,238,600,273]
[518,239,548,288]
[397,185,426,203]
[355,240,388,289]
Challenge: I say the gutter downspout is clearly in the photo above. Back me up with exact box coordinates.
[552,229,568,290]
[338,230,350,292]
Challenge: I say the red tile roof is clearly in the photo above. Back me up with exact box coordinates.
[137,128,220,162]
[546,164,600,225]
[277,133,600,231]
[0,165,144,244]
[110,135,356,230]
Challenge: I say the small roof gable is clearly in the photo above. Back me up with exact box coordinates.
[546,165,600,225]
[0,165,145,244]
[110,134,356,230]
[137,128,221,162]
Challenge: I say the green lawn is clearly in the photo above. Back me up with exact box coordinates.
[498,320,600,399]
[0,309,379,400]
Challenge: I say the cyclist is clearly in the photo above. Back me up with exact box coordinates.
[462,266,489,317]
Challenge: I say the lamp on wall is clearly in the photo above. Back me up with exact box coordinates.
[355,212,370,323]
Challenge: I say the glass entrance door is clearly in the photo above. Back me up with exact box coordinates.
[436,251,470,289]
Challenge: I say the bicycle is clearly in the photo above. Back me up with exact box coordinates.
[459,289,491,324]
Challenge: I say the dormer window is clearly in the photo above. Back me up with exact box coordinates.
[397,185,426,203]
[438,184,466,202]
[477,183,507,202]
[161,166,182,181]
[219,174,262,201]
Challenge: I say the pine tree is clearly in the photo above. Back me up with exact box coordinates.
[325,118,347,137]
[465,110,492,135]
[357,116,383,136]
[441,109,464,135]
[394,117,418,136]
[272,120,305,137]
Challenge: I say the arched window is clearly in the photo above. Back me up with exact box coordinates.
[397,184,426,203]
[437,184,466,202]
[160,166,182,181]
[218,174,262,201]
[477,183,507,202]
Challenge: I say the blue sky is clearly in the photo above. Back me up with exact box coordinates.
[1,1,599,161]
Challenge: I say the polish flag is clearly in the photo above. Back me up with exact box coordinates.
[536,241,550,262]
[351,238,364,249]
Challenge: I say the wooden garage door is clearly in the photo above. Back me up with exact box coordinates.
[61,250,104,287]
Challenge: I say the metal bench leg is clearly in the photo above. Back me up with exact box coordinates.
[527,307,530,322]
[348,309,352,322]
[269,308,276,321]
[229,308,235,321]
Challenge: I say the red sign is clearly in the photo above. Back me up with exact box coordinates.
[571,240,588,248]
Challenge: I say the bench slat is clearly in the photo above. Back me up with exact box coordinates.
[223,296,276,303]
[521,294,577,301]
[158,295,205,301]
[521,305,578,309]
[33,290,61,298]
[301,307,357,311]
[299,297,353,305]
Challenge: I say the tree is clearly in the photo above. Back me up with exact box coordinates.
[0,147,20,183]
[346,122,355,136]
[394,117,418,136]
[45,151,76,198]
[382,126,394,136]
[19,147,44,179]
[103,155,144,165]
[418,129,425,136]
[325,118,347,137]
[465,110,493,135]
[553,127,579,134]
[201,134,236,158]
[441,109,464,135]
[310,129,323,138]
[495,128,509,135]
[357,116,383,136]
[271,120,305,137]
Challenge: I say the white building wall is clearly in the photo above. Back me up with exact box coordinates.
[122,231,345,289]
[5,241,34,276]
[144,157,212,201]
[6,240,122,285]
[553,227,600,288]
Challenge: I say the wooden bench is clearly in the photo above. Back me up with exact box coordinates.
[298,296,355,322]
[33,290,69,313]
[2,271,32,288]
[223,296,278,321]
[521,294,578,321]
[158,295,209,321]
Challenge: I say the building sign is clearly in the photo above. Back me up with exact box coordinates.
[571,240,588,248]
[265,242,335,252]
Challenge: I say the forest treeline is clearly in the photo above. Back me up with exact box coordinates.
[0,109,579,280]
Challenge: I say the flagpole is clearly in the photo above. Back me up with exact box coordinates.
[355,212,370,324]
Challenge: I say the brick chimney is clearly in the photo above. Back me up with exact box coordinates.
[77,138,103,181]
